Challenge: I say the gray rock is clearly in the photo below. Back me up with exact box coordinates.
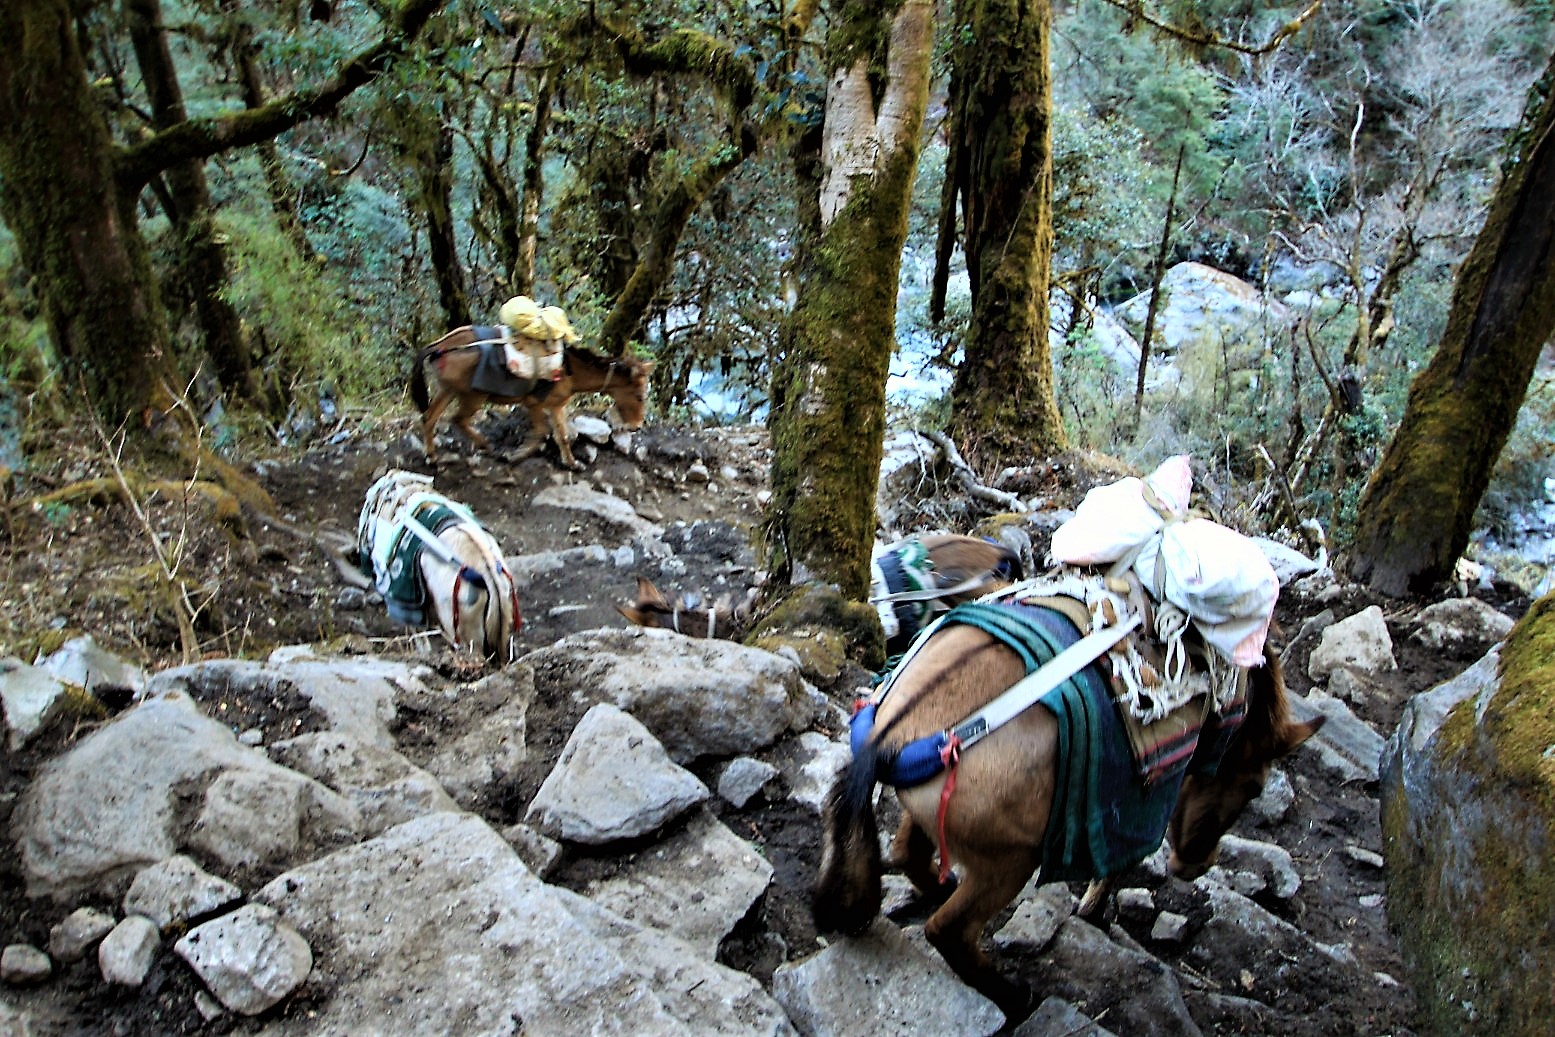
[124,855,242,932]
[14,690,350,900]
[524,627,817,763]
[1246,768,1295,823]
[1287,692,1385,783]
[531,484,664,537]
[526,702,709,844]
[782,731,852,813]
[1,944,51,985]
[553,888,797,1036]
[718,756,779,808]
[267,730,455,836]
[992,884,1076,952]
[1411,597,1514,649]
[37,635,146,699]
[772,918,1005,1037]
[1150,911,1189,944]
[0,658,72,751]
[498,822,563,879]
[1014,995,1118,1037]
[1307,605,1396,682]
[175,904,312,1016]
[1038,918,1201,1037]
[1212,835,1302,901]
[586,809,773,960]
[253,811,686,1034]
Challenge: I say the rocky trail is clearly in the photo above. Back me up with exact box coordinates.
[0,413,1530,1036]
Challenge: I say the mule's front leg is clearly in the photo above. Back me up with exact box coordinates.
[549,407,582,469]
[889,815,953,901]
[923,849,1039,1018]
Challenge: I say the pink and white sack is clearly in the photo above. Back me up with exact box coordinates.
[1049,455,1278,667]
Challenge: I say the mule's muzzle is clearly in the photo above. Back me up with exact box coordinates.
[605,405,645,431]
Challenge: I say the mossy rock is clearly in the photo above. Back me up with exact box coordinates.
[748,582,885,686]
[1379,593,1555,1036]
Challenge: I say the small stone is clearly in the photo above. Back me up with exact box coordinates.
[99,916,160,987]
[238,728,264,747]
[717,757,779,808]
[1,943,53,985]
[1115,887,1155,921]
[48,907,116,963]
[1343,845,1385,869]
[175,904,313,1016]
[1150,911,1189,944]
[1359,893,1385,909]
[194,991,227,1021]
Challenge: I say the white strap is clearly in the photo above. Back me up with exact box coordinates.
[949,613,1143,751]
[400,514,461,566]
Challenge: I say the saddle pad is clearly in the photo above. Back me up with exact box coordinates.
[374,499,473,625]
[468,330,538,398]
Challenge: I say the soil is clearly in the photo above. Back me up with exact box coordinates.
[0,405,1531,1035]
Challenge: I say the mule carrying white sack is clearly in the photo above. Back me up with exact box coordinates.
[1049,455,1277,667]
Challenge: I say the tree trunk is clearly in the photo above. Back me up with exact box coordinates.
[766,0,933,598]
[513,70,552,296]
[0,0,172,421]
[417,117,470,326]
[944,0,1067,470]
[126,0,257,403]
[597,127,756,357]
[1345,56,1555,597]
[225,0,317,265]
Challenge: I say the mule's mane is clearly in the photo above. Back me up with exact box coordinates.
[565,345,642,371]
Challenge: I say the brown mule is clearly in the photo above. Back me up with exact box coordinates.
[410,328,654,468]
[615,576,754,639]
[812,603,1322,1009]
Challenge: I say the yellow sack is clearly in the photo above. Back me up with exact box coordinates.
[499,296,580,343]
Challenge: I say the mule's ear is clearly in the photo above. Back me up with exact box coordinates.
[639,360,656,377]
[1279,715,1326,756]
[636,577,669,608]
[617,604,649,627]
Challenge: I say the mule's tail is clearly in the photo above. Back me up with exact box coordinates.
[410,349,431,412]
[813,738,889,936]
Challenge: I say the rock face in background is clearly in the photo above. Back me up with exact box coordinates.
[1380,596,1555,1037]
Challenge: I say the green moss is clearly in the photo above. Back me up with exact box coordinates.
[1489,593,1555,808]
[1386,595,1555,1036]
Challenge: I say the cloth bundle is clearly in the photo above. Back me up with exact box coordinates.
[1049,455,1279,667]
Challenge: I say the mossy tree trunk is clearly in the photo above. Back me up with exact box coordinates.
[0,0,173,421]
[766,0,933,598]
[939,0,1066,471]
[407,111,471,326]
[1346,56,1555,597]
[126,0,257,404]
[0,0,447,429]
[597,127,757,357]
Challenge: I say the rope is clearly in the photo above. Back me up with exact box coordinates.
[936,735,963,884]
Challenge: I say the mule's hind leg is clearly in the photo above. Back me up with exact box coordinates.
[923,847,1040,1015]
[888,815,954,903]
[422,389,455,461]
[451,393,492,453]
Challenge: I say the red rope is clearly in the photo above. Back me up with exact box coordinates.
[936,734,962,884]
[451,570,464,648]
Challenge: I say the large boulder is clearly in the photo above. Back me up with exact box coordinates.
[1380,595,1555,1036]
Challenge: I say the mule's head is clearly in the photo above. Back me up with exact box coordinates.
[604,358,655,430]
[616,576,673,629]
[424,527,523,664]
[1164,653,1324,880]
